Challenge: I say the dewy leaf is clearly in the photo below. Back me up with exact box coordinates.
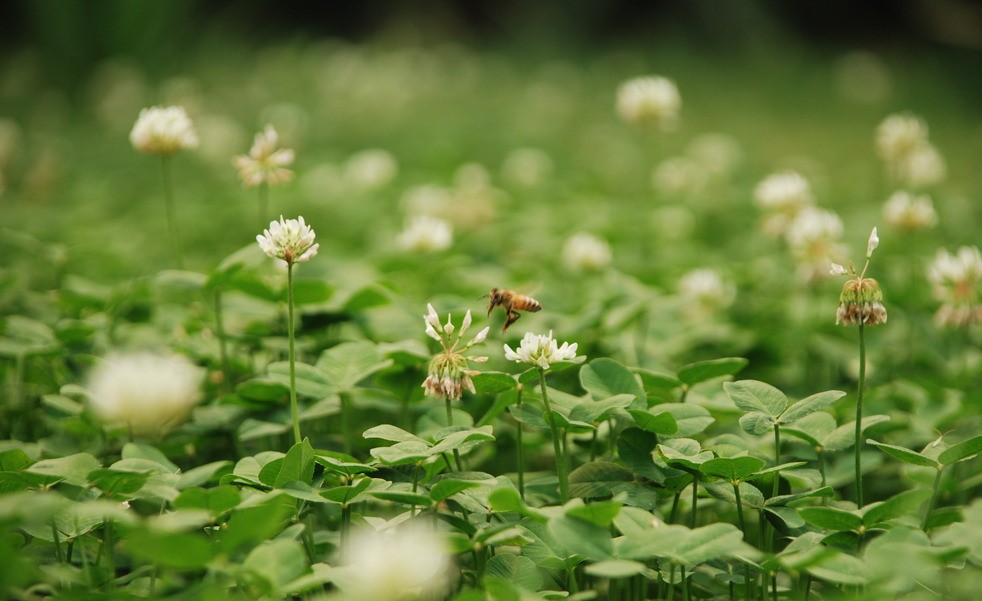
[315,340,393,392]
[724,380,788,417]
[778,390,847,425]
[866,440,940,468]
[939,435,982,466]
[579,358,647,410]
[677,357,748,387]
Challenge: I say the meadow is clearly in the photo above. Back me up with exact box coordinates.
[1,29,981,601]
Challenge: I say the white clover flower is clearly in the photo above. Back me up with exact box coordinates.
[129,106,199,155]
[754,171,815,238]
[562,232,612,272]
[344,149,398,191]
[882,190,938,231]
[87,352,204,435]
[928,246,982,327]
[256,215,319,264]
[501,147,553,187]
[785,207,847,281]
[616,75,681,130]
[233,124,294,187]
[875,112,929,163]
[397,216,453,253]
[400,184,454,217]
[897,143,946,188]
[503,331,580,370]
[678,268,735,316]
[652,157,707,197]
[422,304,489,401]
[336,525,452,601]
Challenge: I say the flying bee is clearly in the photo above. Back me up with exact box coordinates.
[485,288,542,333]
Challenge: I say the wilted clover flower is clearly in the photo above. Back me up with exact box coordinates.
[129,106,199,155]
[882,190,937,232]
[422,304,489,401]
[257,215,319,264]
[87,352,204,435]
[397,216,453,253]
[616,75,681,130]
[335,525,452,601]
[832,227,887,327]
[754,171,815,237]
[233,124,294,187]
[503,331,581,370]
[927,246,982,327]
[562,232,612,272]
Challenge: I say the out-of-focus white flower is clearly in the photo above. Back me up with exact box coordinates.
[616,75,681,130]
[129,106,198,155]
[401,184,453,217]
[897,143,946,188]
[422,304,489,401]
[501,147,553,187]
[875,113,928,163]
[256,215,319,264]
[786,207,847,281]
[233,124,294,187]
[397,216,453,253]
[866,227,879,258]
[652,157,706,197]
[678,268,735,317]
[928,246,982,327]
[344,149,398,191]
[686,133,742,178]
[87,352,204,435]
[562,232,612,272]
[754,171,815,238]
[882,190,938,231]
[833,51,892,105]
[453,162,491,190]
[335,525,452,601]
[503,331,580,370]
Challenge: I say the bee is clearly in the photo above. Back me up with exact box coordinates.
[485,288,542,332]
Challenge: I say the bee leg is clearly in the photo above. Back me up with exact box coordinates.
[503,309,521,332]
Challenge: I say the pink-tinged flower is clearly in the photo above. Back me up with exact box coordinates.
[928,246,982,328]
[234,124,294,187]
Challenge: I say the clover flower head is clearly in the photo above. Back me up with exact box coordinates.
[256,215,319,264]
[831,226,887,327]
[652,157,707,197]
[876,112,928,162]
[898,143,946,188]
[421,304,489,401]
[397,216,453,253]
[503,331,581,370]
[616,75,681,130]
[344,148,399,191]
[130,106,198,155]
[754,171,815,237]
[927,246,982,327]
[562,232,612,272]
[785,207,847,281]
[87,352,204,435]
[882,190,937,231]
[233,124,295,187]
[678,268,735,317]
[337,525,452,601]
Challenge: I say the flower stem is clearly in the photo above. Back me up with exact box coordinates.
[538,368,568,503]
[733,481,746,536]
[160,155,183,268]
[445,397,464,471]
[689,474,698,528]
[516,384,526,500]
[772,425,781,498]
[855,322,866,507]
[287,262,301,445]
[922,467,944,531]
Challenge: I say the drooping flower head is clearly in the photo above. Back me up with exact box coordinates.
[335,524,453,601]
[398,216,453,253]
[233,124,294,187]
[422,304,489,401]
[831,227,888,327]
[257,215,319,264]
[87,352,204,435]
[503,331,581,371]
[130,106,199,155]
[616,75,681,130]
[927,246,982,328]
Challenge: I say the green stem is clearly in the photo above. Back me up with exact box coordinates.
[669,491,681,524]
[538,369,568,503]
[733,481,747,536]
[214,288,232,393]
[287,262,301,445]
[667,563,676,601]
[516,384,526,500]
[744,563,752,601]
[818,450,827,489]
[690,474,698,528]
[51,521,64,563]
[566,565,579,594]
[855,322,866,508]
[922,467,944,531]
[104,521,115,591]
[340,392,353,456]
[445,397,463,471]
[161,155,183,268]
[258,182,269,226]
[772,425,781,498]
[340,503,352,562]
